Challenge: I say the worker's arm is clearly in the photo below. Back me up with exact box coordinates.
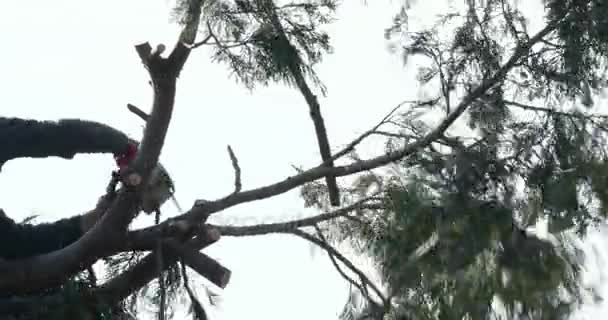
[0,195,111,260]
[0,117,131,170]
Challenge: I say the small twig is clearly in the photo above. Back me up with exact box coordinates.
[96,226,221,305]
[260,4,340,205]
[206,22,222,48]
[290,229,388,306]
[313,225,371,302]
[325,102,406,165]
[227,145,242,193]
[189,34,213,49]
[180,259,208,320]
[127,103,150,122]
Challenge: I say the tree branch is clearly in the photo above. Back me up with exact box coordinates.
[504,100,608,119]
[205,196,381,237]
[227,145,242,193]
[324,101,405,166]
[165,239,231,289]
[95,226,220,305]
[313,225,372,303]
[127,103,150,122]
[289,229,387,306]
[0,0,204,294]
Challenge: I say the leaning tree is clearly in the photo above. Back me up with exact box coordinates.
[3,0,608,320]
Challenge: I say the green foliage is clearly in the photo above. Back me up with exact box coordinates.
[321,1,608,319]
[0,277,120,320]
[172,0,336,91]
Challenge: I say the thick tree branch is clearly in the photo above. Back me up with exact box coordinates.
[125,218,196,251]
[0,0,204,293]
[96,226,221,305]
[165,239,231,288]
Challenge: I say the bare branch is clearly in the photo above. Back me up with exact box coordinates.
[165,239,231,289]
[134,43,152,62]
[0,118,132,169]
[504,100,608,119]
[189,34,213,49]
[290,229,388,306]
[0,0,204,294]
[127,103,150,122]
[206,196,382,237]
[325,101,406,165]
[313,225,371,302]
[227,145,242,193]
[261,1,340,206]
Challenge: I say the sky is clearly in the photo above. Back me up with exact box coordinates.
[0,0,607,319]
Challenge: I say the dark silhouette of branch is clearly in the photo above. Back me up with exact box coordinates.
[262,0,340,206]
[180,260,208,320]
[0,0,205,294]
[227,145,242,193]
[95,226,222,305]
[189,34,213,49]
[289,229,388,306]
[127,103,150,121]
[205,196,381,237]
[165,239,231,288]
[313,225,371,302]
[324,102,405,166]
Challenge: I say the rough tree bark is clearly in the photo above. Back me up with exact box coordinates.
[0,39,193,295]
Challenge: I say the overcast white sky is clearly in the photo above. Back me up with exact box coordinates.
[1,0,607,319]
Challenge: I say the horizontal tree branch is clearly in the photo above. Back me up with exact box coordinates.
[206,197,381,237]
[95,226,220,305]
[0,15,201,293]
[324,102,405,166]
[504,100,608,119]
